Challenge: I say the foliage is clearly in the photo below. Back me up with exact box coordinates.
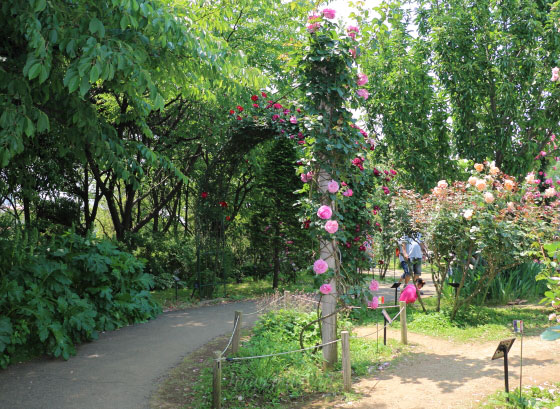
[188,308,400,408]
[0,227,160,368]
[482,382,560,409]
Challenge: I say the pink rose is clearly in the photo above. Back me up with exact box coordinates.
[347,25,360,39]
[317,205,333,220]
[484,192,495,204]
[290,116,297,124]
[313,259,328,275]
[357,73,368,86]
[349,48,357,59]
[301,173,310,183]
[307,22,321,33]
[369,279,379,291]
[320,283,333,295]
[308,14,320,21]
[322,8,336,19]
[367,297,379,309]
[327,180,339,193]
[343,189,353,197]
[325,220,339,234]
[357,89,369,100]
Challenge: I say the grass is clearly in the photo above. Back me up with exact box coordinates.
[352,297,553,342]
[151,273,317,311]
[480,382,560,408]
[152,307,409,409]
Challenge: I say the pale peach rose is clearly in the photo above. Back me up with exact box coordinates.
[474,163,484,172]
[437,180,448,189]
[489,166,500,175]
[545,187,557,198]
[433,187,443,196]
[475,179,487,191]
[463,209,473,220]
[485,175,494,184]
[468,176,477,186]
[525,173,535,184]
[507,202,515,212]
[484,192,495,204]
[504,179,515,191]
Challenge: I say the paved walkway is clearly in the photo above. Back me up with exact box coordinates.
[0,301,258,409]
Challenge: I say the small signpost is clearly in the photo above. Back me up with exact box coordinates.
[382,308,392,346]
[513,320,524,400]
[491,338,515,402]
[391,282,401,305]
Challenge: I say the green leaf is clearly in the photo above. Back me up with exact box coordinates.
[89,65,100,83]
[28,62,42,80]
[34,0,46,12]
[36,111,50,132]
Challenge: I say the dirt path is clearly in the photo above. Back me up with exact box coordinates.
[333,328,560,409]
[0,300,259,409]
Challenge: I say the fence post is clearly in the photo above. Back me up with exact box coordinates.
[212,351,222,409]
[232,311,242,354]
[341,331,351,392]
[399,301,408,345]
[284,290,291,309]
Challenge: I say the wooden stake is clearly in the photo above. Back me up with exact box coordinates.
[400,301,408,345]
[212,351,222,409]
[341,331,351,392]
[232,311,242,354]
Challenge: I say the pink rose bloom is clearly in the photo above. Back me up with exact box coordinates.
[484,192,495,204]
[272,114,279,120]
[546,178,553,185]
[317,205,333,220]
[349,48,357,58]
[327,180,339,193]
[341,181,347,186]
[368,297,379,309]
[301,173,310,183]
[307,23,321,33]
[540,151,547,157]
[308,14,320,21]
[322,8,336,19]
[382,186,390,195]
[325,220,339,234]
[273,103,283,109]
[347,25,360,39]
[320,283,333,295]
[399,284,418,304]
[313,259,328,275]
[357,88,369,100]
[343,188,353,197]
[369,279,379,292]
[357,73,368,86]
[551,67,559,82]
[290,116,297,124]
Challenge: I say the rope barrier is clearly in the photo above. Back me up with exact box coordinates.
[244,295,285,315]
[224,338,341,362]
[221,314,240,355]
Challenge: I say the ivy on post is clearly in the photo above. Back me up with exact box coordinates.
[298,8,387,368]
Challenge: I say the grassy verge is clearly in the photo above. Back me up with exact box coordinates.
[480,382,560,408]
[352,297,552,342]
[150,274,316,311]
[151,308,409,409]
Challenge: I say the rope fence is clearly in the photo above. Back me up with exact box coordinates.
[210,292,410,408]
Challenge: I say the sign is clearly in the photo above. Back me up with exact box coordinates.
[382,309,392,324]
[491,338,515,360]
[513,320,523,333]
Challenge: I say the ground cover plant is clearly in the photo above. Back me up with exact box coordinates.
[179,308,407,409]
[481,382,560,409]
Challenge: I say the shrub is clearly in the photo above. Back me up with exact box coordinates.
[0,229,160,368]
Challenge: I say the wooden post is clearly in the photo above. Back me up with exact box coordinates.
[284,290,291,309]
[212,351,222,409]
[400,301,408,345]
[341,331,351,392]
[232,311,242,354]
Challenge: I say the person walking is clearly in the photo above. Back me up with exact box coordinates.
[398,232,428,285]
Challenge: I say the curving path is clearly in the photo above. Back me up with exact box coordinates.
[0,301,259,409]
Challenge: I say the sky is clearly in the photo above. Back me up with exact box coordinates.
[326,0,383,23]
